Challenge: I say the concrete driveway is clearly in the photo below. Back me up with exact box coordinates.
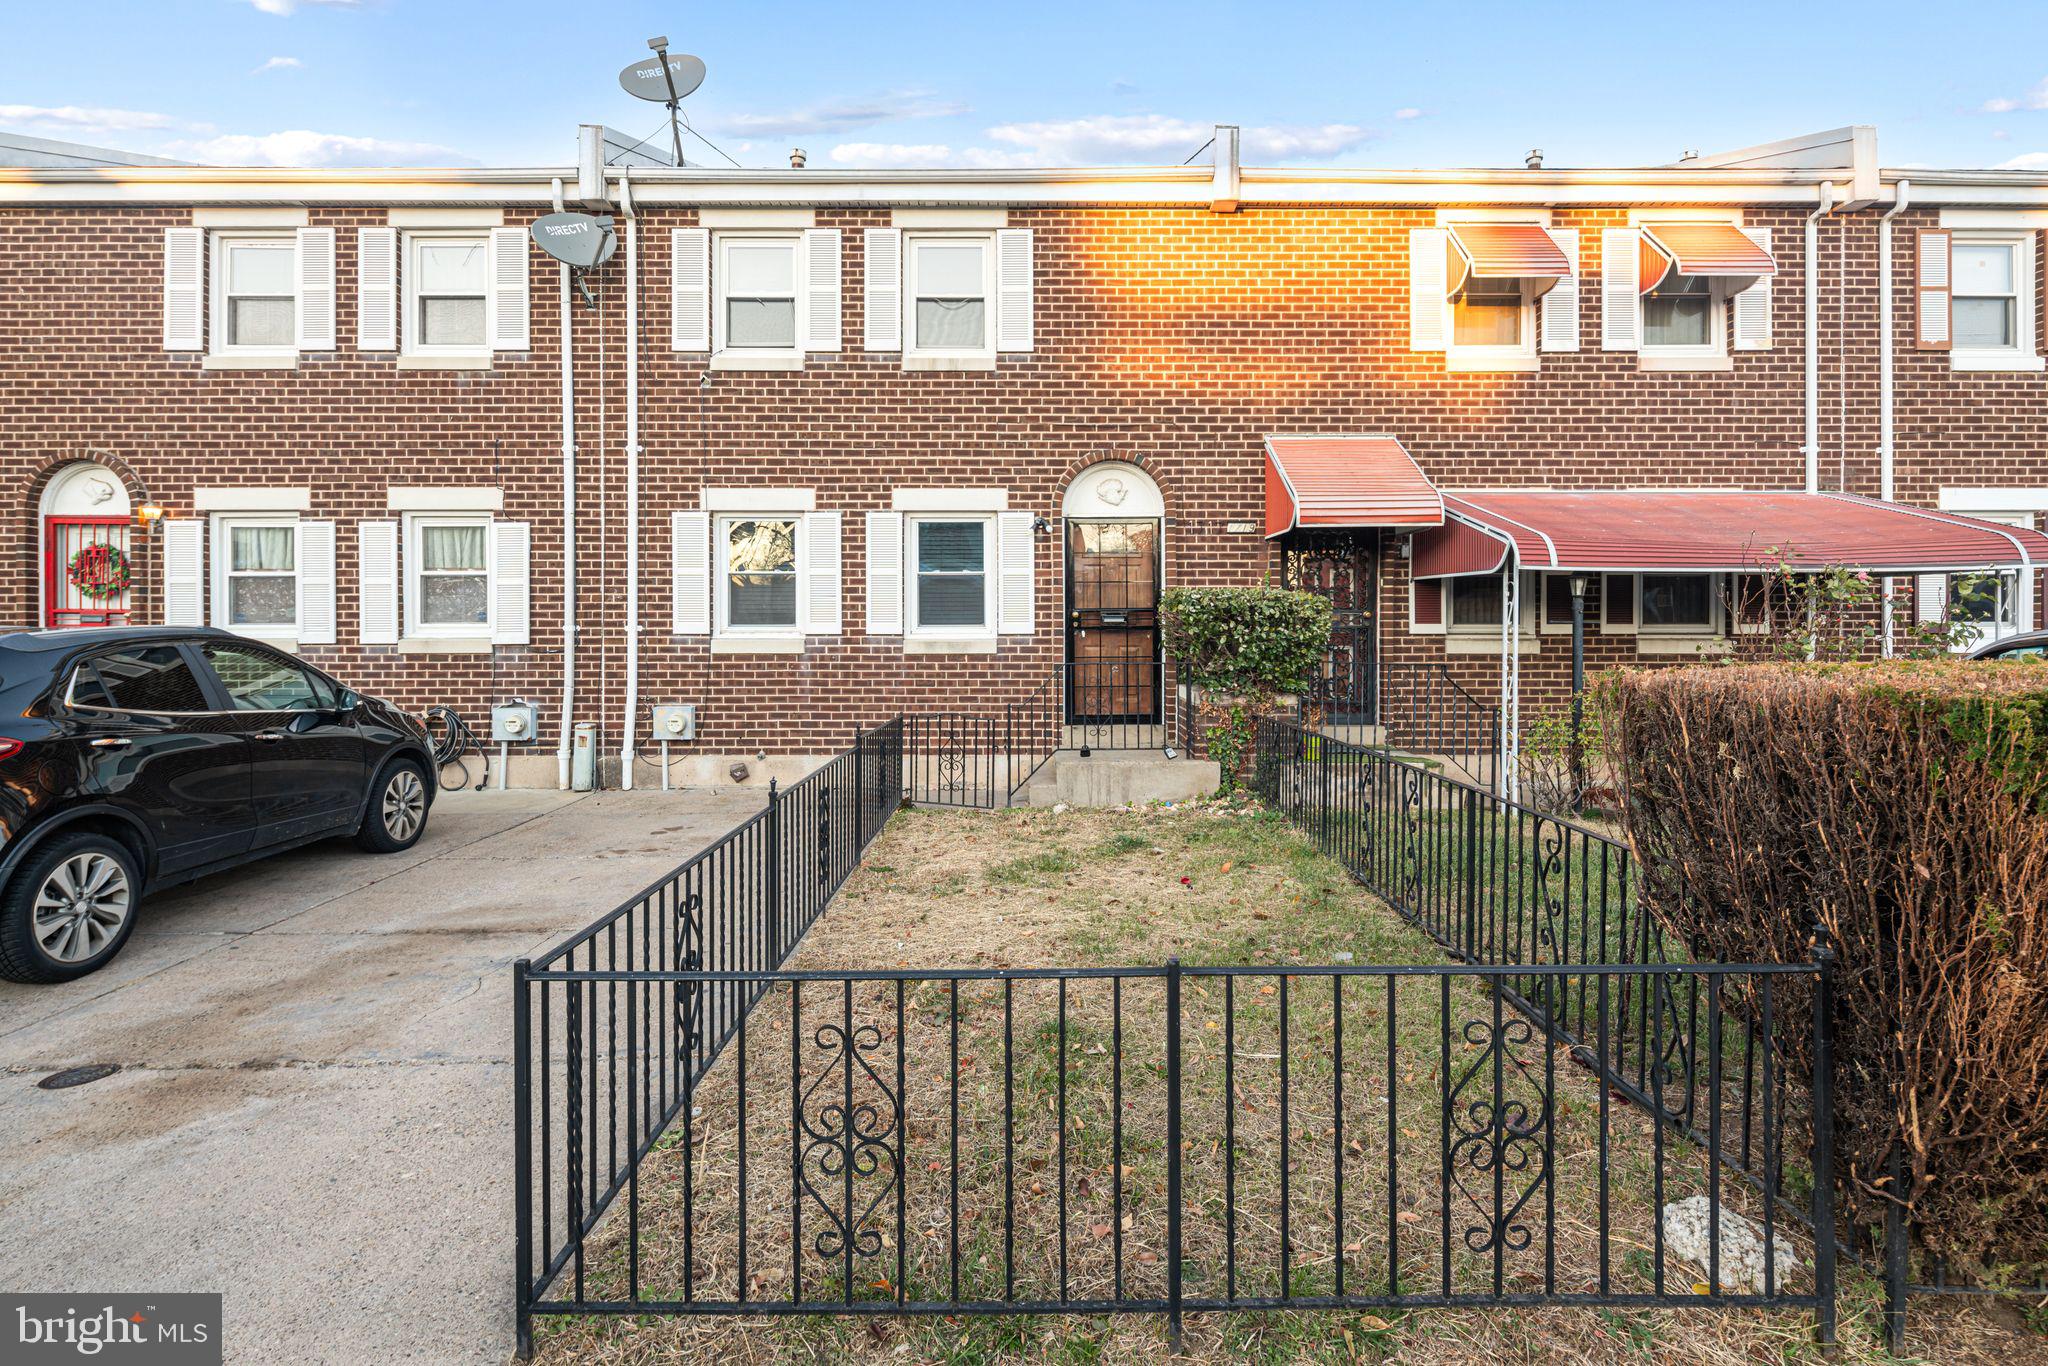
[0,786,766,1365]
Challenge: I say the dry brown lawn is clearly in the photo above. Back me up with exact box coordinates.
[533,800,2048,1366]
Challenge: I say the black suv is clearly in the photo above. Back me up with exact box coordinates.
[0,627,436,984]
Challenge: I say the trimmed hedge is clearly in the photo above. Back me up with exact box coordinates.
[1604,660,2048,1280]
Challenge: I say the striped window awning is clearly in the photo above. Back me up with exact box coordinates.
[1445,223,1571,298]
[1263,435,1444,538]
[1639,222,1777,293]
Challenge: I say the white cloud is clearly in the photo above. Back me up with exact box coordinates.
[829,142,964,169]
[243,0,362,14]
[164,129,472,167]
[711,90,969,138]
[0,104,189,138]
[983,114,1373,165]
[1982,79,2048,114]
[253,56,303,73]
[1393,107,1425,121]
[2000,151,2048,170]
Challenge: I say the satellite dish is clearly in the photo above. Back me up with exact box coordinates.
[529,212,615,270]
[618,53,705,104]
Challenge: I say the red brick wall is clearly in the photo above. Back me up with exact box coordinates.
[0,198,2000,768]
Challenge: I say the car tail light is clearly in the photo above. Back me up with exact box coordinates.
[0,739,22,761]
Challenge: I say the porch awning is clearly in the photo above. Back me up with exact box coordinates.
[1446,223,1571,298]
[1264,435,1444,538]
[1412,490,2048,576]
[1639,222,1777,293]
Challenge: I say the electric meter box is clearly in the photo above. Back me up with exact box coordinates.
[650,703,697,742]
[491,701,538,744]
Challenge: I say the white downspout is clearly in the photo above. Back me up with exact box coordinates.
[554,175,577,790]
[1879,180,1911,656]
[617,169,641,789]
[1804,180,1838,494]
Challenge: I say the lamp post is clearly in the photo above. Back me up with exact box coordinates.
[1570,573,1589,807]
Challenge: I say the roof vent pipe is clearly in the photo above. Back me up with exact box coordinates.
[790,147,807,168]
[1525,149,1543,169]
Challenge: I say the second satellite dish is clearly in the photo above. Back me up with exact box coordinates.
[530,213,617,270]
[618,53,706,104]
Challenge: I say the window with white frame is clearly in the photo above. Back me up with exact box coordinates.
[215,517,298,634]
[211,233,295,354]
[1447,575,1506,631]
[1950,234,2035,366]
[908,517,992,634]
[1452,277,1529,351]
[404,233,489,354]
[906,234,994,356]
[714,234,800,357]
[406,516,490,637]
[1639,573,1719,633]
[717,515,801,633]
[1642,274,1721,354]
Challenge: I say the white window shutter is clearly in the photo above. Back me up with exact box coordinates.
[671,510,710,634]
[162,520,203,625]
[357,227,397,351]
[163,228,203,351]
[296,519,336,644]
[1916,229,1952,351]
[1732,227,1773,351]
[357,520,399,644]
[488,227,529,351]
[1916,573,1947,624]
[1539,227,1580,352]
[671,228,709,351]
[801,511,842,635]
[864,510,904,634]
[1409,227,1448,351]
[292,228,336,352]
[799,228,842,352]
[997,511,1035,634]
[996,228,1034,352]
[863,228,902,351]
[1601,228,1642,352]
[488,521,530,645]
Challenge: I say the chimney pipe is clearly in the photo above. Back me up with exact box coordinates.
[790,147,807,169]
[1525,148,1543,169]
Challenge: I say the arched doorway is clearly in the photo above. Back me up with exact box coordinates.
[40,462,134,629]
[1061,462,1164,725]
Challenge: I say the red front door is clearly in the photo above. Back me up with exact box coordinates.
[45,517,134,629]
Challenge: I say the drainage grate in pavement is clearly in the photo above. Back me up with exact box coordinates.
[37,1063,121,1091]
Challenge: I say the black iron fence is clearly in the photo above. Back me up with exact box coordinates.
[513,717,903,1357]
[514,958,1834,1350]
[905,713,1001,809]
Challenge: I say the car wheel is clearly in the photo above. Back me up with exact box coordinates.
[0,833,142,985]
[357,760,429,854]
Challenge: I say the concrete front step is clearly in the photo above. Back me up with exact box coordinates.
[1019,749,1220,808]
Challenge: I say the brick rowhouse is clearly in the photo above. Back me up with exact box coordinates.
[4,125,2044,786]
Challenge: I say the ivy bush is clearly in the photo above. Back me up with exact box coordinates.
[1605,659,2048,1283]
[1160,587,1330,790]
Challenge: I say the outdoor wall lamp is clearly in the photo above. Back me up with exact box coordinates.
[137,504,165,526]
[1032,516,1051,535]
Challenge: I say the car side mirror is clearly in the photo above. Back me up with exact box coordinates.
[338,689,361,711]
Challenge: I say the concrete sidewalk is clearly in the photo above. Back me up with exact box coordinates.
[0,786,764,1365]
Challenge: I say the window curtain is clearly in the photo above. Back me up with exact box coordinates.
[422,524,486,572]
[231,525,294,572]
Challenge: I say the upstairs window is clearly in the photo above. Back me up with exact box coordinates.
[715,235,800,357]
[212,234,295,354]
[405,233,488,354]
[906,235,994,356]
[1643,274,1715,349]
[1954,240,2020,353]
[1453,277,1525,348]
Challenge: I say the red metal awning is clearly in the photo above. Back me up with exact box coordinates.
[1446,223,1570,298]
[1413,490,2048,575]
[1264,435,1444,538]
[1639,222,1777,293]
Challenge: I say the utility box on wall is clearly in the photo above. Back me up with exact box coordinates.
[650,704,697,742]
[491,701,537,744]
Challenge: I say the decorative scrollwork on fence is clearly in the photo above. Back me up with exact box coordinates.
[817,781,832,890]
[796,1018,901,1263]
[674,885,704,1075]
[1446,1014,1551,1257]
[1532,820,1569,966]
[1397,763,1426,908]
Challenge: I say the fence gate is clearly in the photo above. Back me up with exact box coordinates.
[905,713,998,808]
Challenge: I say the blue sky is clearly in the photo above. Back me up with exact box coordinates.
[4,1,2048,171]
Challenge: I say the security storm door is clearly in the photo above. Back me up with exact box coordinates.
[1065,521,1160,725]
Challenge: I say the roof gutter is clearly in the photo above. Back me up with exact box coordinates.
[1805,180,1838,494]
